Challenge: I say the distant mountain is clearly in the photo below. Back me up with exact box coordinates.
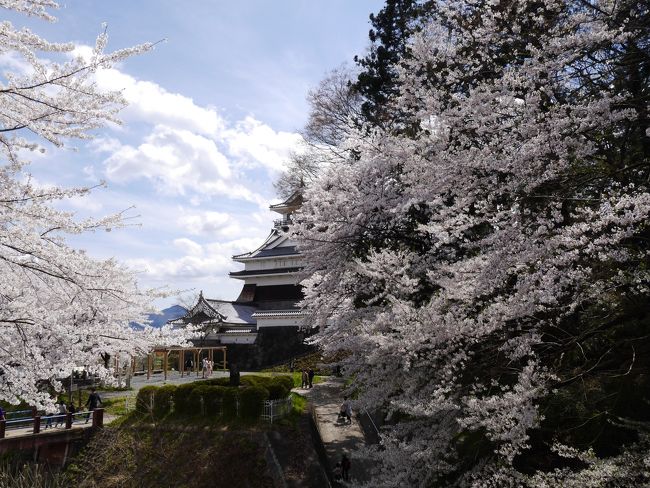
[130,305,187,330]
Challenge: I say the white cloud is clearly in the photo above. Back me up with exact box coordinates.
[90,136,122,153]
[177,211,230,235]
[125,237,262,282]
[94,67,226,136]
[104,124,233,194]
[127,254,231,280]
[222,116,304,172]
[173,237,203,256]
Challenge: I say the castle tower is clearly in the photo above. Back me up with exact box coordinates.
[171,192,308,362]
[230,191,305,328]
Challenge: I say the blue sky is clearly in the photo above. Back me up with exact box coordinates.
[3,1,382,305]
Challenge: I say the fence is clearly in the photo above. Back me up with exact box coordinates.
[261,397,293,424]
[0,409,104,438]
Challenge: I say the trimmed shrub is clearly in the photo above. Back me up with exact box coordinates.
[239,386,269,419]
[136,386,158,414]
[173,383,196,415]
[203,377,230,387]
[272,375,294,392]
[202,386,225,415]
[267,381,290,400]
[239,376,260,387]
[188,385,207,416]
[153,384,176,419]
[188,385,226,416]
[221,387,238,419]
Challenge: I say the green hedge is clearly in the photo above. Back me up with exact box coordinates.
[203,377,230,387]
[134,375,290,421]
[267,381,290,400]
[173,383,196,415]
[136,386,158,414]
[239,386,269,419]
[221,387,238,418]
[188,385,226,416]
[271,375,294,392]
[153,385,176,418]
[239,376,260,387]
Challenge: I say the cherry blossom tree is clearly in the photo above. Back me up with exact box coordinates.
[0,0,191,408]
[294,0,650,485]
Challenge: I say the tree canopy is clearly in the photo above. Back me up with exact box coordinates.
[0,0,190,408]
[294,0,650,485]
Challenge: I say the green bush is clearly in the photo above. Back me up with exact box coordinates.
[188,385,207,416]
[203,377,230,387]
[267,380,290,400]
[239,386,269,419]
[239,376,260,387]
[187,385,226,416]
[271,375,294,392]
[221,387,238,418]
[136,386,158,414]
[173,383,196,415]
[153,385,176,419]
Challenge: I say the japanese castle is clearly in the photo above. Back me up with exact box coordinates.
[172,193,310,367]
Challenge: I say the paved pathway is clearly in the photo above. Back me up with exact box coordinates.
[295,378,371,485]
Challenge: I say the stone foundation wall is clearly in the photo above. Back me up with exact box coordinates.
[226,327,315,370]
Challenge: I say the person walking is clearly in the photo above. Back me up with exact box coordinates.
[68,402,77,423]
[207,359,213,377]
[44,404,56,429]
[301,369,309,389]
[84,388,102,423]
[341,453,351,482]
[333,462,342,482]
[55,400,67,427]
[342,397,352,424]
[202,358,208,378]
[308,367,315,388]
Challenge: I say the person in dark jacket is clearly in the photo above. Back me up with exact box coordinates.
[84,388,102,423]
[308,367,315,388]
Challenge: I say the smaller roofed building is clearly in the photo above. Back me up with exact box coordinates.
[171,193,313,368]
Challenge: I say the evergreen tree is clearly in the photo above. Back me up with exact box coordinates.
[353,0,429,125]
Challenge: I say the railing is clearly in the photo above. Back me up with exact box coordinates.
[261,397,293,424]
[0,409,104,438]
[273,218,292,229]
[362,408,381,443]
[5,409,33,420]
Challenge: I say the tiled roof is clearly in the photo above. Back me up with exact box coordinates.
[253,246,300,258]
[204,299,257,325]
[252,310,305,318]
[229,267,302,278]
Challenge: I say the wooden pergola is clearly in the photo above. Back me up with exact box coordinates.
[145,346,227,380]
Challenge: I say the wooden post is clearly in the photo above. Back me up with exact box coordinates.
[65,412,72,429]
[33,415,41,434]
[223,348,227,370]
[147,353,151,380]
[180,350,184,378]
[163,351,168,381]
[0,419,5,439]
[92,408,104,428]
